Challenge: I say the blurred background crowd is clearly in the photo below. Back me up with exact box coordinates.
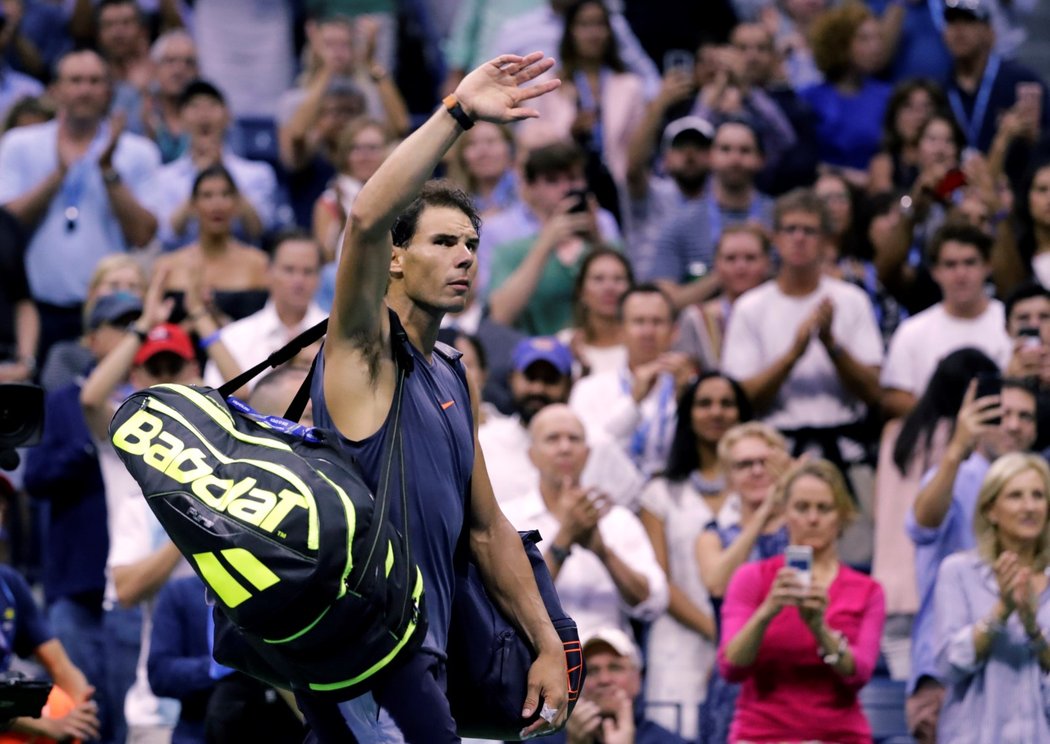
[2,0,1050,741]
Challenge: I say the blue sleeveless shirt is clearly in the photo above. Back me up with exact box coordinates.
[310,312,473,653]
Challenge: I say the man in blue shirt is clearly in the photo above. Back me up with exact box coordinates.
[942,0,1049,153]
[646,120,774,310]
[298,51,569,742]
[0,49,159,363]
[0,562,100,741]
[905,377,1038,743]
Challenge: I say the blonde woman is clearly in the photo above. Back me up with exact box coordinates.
[719,459,885,744]
[312,118,396,262]
[935,453,1050,743]
[694,422,792,742]
[444,121,517,217]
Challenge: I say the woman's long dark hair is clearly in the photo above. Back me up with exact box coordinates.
[191,163,238,199]
[1014,157,1050,269]
[893,348,999,474]
[664,372,753,482]
[558,0,626,77]
[572,246,635,331]
[880,78,949,157]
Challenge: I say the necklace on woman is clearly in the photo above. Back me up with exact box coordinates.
[690,471,725,497]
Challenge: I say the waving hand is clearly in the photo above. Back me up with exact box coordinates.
[455,52,562,123]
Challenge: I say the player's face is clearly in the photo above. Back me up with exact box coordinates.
[393,206,479,315]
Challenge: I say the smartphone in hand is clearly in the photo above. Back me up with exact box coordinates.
[785,545,813,589]
[975,372,1003,426]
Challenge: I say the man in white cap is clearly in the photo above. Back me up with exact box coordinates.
[558,628,687,744]
[624,112,713,279]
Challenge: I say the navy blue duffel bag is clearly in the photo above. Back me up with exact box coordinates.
[446,530,586,740]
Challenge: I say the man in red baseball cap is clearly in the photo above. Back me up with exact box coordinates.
[130,322,196,384]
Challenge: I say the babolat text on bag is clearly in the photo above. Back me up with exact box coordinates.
[109,380,425,701]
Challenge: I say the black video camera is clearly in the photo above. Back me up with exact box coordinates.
[0,384,44,471]
[0,673,52,721]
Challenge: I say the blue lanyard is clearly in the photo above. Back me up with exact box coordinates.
[862,260,884,329]
[927,0,945,34]
[573,68,609,156]
[60,123,111,232]
[719,296,733,334]
[706,193,766,252]
[620,369,674,471]
[948,54,1002,148]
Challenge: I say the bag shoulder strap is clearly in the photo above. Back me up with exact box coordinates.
[217,318,329,399]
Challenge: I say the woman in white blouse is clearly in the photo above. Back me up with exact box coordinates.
[936,452,1050,743]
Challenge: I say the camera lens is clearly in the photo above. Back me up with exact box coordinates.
[0,384,44,451]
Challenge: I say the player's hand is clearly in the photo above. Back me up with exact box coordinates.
[455,52,561,124]
[519,645,569,738]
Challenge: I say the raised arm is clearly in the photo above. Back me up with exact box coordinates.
[80,267,173,440]
[912,382,996,529]
[325,53,559,435]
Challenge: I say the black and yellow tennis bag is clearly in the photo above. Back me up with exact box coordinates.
[107,320,426,701]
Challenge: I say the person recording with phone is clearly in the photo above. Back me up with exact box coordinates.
[904,375,1038,742]
[942,0,1049,154]
[718,459,885,744]
[487,141,621,336]
[1003,283,1050,388]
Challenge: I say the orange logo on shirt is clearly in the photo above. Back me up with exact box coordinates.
[441,400,456,410]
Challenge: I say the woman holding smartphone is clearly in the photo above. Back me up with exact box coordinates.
[718,459,885,744]
[934,452,1050,743]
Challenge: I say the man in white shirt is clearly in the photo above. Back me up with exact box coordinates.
[144,79,278,250]
[500,404,668,640]
[722,188,883,465]
[881,222,1012,419]
[480,336,646,510]
[204,230,326,392]
[570,284,695,477]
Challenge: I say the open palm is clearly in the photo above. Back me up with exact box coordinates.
[455,51,561,124]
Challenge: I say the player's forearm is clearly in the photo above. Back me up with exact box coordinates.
[472,515,561,655]
[348,107,462,242]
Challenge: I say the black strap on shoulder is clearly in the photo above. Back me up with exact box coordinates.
[282,348,319,423]
[351,313,413,592]
[217,317,329,399]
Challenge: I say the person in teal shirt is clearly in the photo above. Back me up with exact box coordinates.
[486,141,622,336]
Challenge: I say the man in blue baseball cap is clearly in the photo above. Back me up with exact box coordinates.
[481,336,646,513]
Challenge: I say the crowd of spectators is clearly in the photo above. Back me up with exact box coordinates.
[2,0,1050,741]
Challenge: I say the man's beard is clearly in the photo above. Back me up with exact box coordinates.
[673,171,708,194]
[516,394,553,425]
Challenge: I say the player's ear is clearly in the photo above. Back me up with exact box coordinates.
[389,245,405,278]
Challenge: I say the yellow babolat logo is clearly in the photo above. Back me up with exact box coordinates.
[113,408,309,534]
